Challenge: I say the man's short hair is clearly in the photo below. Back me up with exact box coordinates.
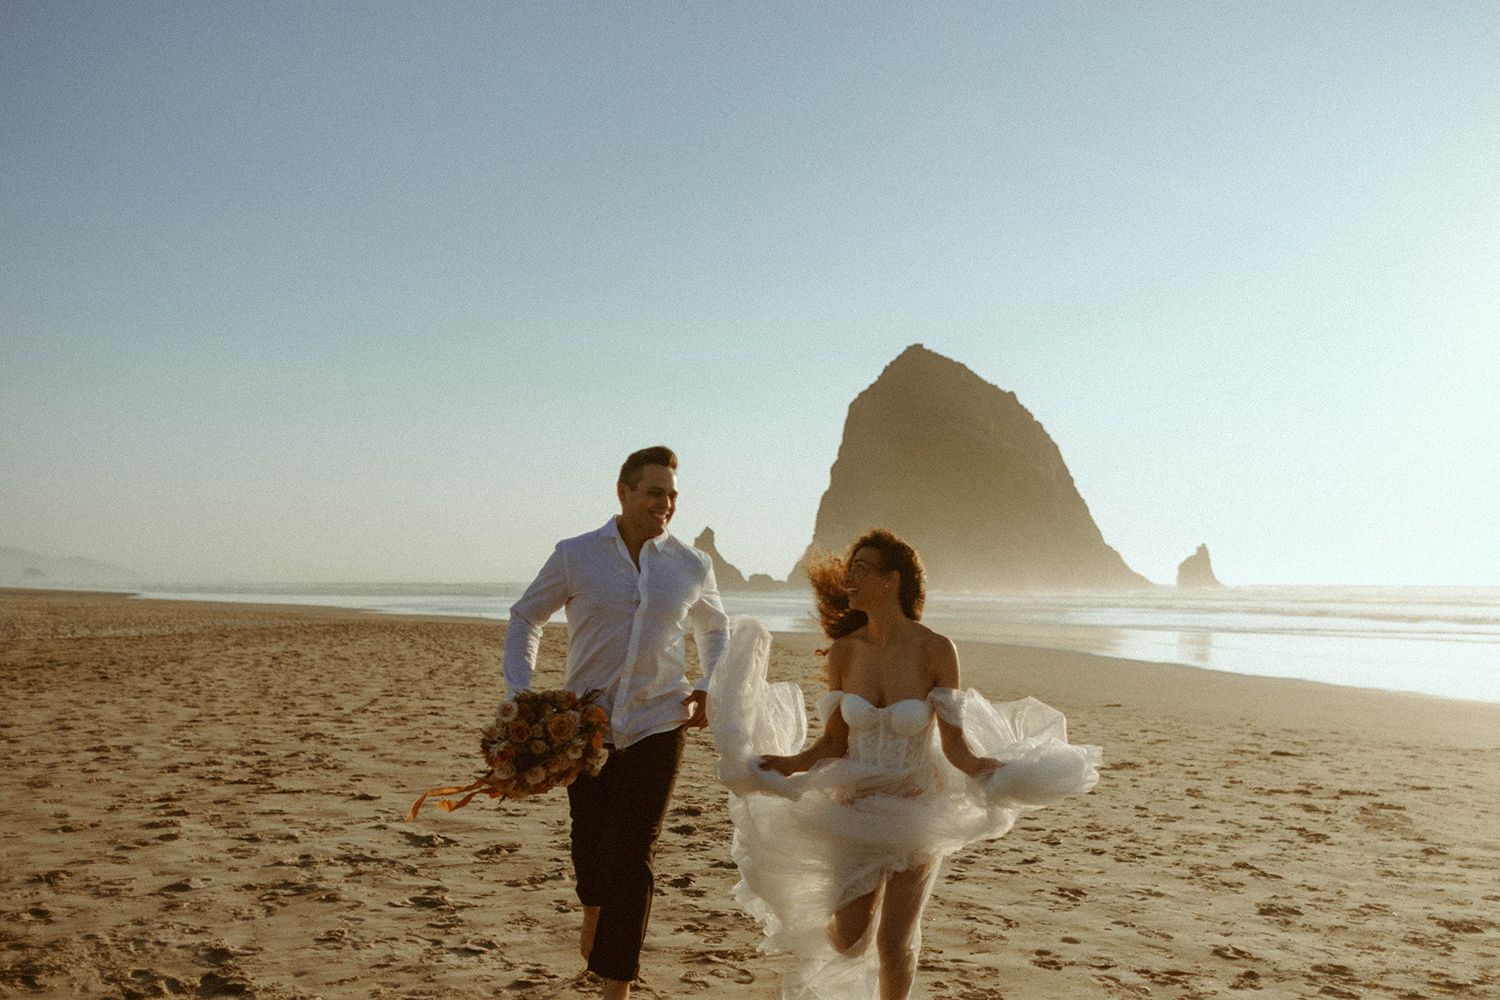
[619,446,678,489]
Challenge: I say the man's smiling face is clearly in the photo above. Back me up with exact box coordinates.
[617,464,678,540]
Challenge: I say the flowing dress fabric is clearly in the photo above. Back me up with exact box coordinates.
[707,618,1102,1000]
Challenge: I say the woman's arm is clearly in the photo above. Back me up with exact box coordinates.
[937,716,1000,778]
[759,705,849,775]
[759,640,852,775]
[929,634,1002,779]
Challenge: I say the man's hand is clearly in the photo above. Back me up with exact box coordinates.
[682,689,710,730]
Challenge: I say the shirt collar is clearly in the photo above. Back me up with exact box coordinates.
[602,516,672,551]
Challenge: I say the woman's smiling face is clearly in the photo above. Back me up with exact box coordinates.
[843,546,896,612]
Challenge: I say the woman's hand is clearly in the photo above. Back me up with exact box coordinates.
[937,714,1002,779]
[758,753,806,776]
[967,757,1003,779]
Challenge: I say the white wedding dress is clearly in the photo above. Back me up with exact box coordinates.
[707,618,1101,1000]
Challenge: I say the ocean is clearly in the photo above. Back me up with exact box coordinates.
[130,583,1500,705]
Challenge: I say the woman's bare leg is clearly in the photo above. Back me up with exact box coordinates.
[829,884,881,955]
[874,862,939,1000]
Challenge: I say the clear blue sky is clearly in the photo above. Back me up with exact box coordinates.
[3,2,1497,586]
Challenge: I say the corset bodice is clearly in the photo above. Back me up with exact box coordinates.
[835,693,936,770]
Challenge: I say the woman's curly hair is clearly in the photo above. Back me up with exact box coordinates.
[806,528,925,640]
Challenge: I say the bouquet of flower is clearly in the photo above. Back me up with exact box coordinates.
[406,689,609,821]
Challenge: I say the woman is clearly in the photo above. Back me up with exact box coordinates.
[707,529,1100,1000]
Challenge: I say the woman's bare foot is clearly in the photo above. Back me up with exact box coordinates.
[580,905,600,961]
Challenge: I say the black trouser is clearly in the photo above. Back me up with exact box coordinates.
[567,725,686,983]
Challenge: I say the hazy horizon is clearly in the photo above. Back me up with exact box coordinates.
[4,3,1497,588]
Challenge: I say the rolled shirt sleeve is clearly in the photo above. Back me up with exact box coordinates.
[689,566,730,692]
[503,544,569,696]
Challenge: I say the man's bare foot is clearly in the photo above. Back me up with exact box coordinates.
[581,907,628,998]
[580,905,600,961]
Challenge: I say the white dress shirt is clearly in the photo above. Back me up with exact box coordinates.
[504,517,730,749]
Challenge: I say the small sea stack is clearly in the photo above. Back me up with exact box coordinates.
[1176,544,1223,588]
[694,529,788,591]
[693,528,749,590]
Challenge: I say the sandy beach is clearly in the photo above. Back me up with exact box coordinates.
[3,588,1499,1000]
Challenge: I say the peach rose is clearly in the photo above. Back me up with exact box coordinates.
[583,705,608,726]
[507,721,533,743]
[523,766,547,786]
[546,714,577,742]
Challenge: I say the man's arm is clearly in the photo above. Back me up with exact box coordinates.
[684,565,729,728]
[687,566,729,684]
[503,545,569,696]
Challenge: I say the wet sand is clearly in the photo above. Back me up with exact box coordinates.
[3,588,1498,999]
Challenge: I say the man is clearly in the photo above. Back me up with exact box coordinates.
[503,446,729,1000]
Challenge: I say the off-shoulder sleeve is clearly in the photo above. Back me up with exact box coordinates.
[928,687,965,728]
[816,690,845,726]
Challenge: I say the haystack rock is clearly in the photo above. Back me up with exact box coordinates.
[693,528,749,590]
[796,345,1151,591]
[1176,544,1222,588]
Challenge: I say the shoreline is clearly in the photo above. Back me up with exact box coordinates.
[9,585,1499,712]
